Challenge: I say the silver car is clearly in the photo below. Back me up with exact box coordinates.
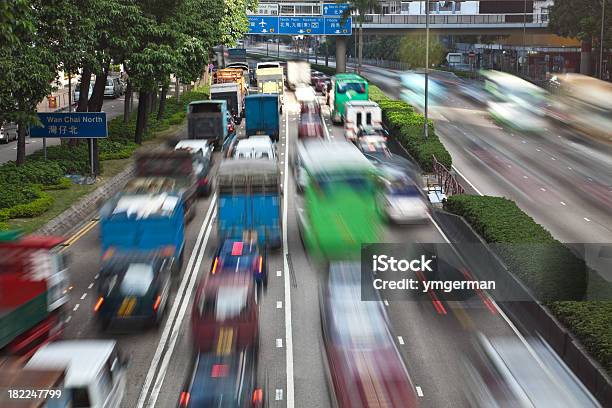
[104,77,121,98]
[0,122,18,144]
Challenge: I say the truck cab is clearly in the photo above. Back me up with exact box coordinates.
[344,101,382,142]
[0,232,70,358]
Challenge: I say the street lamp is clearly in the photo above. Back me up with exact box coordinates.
[600,0,607,79]
[424,0,429,140]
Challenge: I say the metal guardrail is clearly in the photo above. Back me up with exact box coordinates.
[432,155,465,196]
[361,13,548,26]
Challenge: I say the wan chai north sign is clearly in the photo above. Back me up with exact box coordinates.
[247,3,352,36]
[30,112,108,138]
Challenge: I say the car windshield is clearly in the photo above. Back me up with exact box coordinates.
[316,175,374,194]
[119,263,154,296]
[337,82,366,94]
[199,285,249,321]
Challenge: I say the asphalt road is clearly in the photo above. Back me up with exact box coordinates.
[250,45,612,244]
[0,95,139,165]
[51,80,595,407]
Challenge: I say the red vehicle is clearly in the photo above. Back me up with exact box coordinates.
[298,113,325,140]
[321,262,417,408]
[191,274,258,353]
[300,100,321,115]
[314,76,330,93]
[0,232,70,359]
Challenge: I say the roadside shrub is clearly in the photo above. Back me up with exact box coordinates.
[548,301,612,376]
[42,177,72,190]
[444,195,587,301]
[0,161,65,186]
[0,184,39,209]
[0,185,53,219]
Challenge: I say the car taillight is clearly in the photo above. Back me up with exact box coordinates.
[211,364,229,378]
[179,391,190,407]
[198,177,208,186]
[94,297,104,312]
[252,388,263,406]
[153,295,162,312]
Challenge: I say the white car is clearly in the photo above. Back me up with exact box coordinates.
[0,122,18,143]
[380,169,429,224]
[233,135,277,161]
[487,101,547,132]
[26,340,128,408]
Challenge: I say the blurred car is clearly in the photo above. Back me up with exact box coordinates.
[356,131,391,158]
[174,140,214,196]
[298,113,325,140]
[191,274,258,352]
[222,131,240,158]
[463,333,600,407]
[104,77,121,98]
[0,122,17,144]
[300,100,321,115]
[379,167,429,224]
[74,82,94,103]
[94,250,173,329]
[314,76,330,93]
[487,101,548,132]
[211,240,268,287]
[321,262,418,408]
[311,71,325,86]
[456,81,490,106]
[178,350,263,408]
[26,340,128,408]
[233,136,277,160]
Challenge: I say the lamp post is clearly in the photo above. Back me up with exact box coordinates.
[600,0,607,79]
[424,0,429,140]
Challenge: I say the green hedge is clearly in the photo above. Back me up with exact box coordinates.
[370,85,451,172]
[548,301,612,376]
[0,87,209,225]
[444,195,587,301]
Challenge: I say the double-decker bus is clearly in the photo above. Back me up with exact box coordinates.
[329,73,369,124]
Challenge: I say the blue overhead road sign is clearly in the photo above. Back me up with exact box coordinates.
[248,16,279,34]
[279,16,325,35]
[324,17,352,35]
[30,112,108,138]
[323,3,350,16]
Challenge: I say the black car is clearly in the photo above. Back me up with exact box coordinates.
[95,250,173,330]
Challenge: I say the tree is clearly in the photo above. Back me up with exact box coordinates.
[399,35,447,69]
[341,0,381,73]
[0,2,58,166]
[549,0,611,75]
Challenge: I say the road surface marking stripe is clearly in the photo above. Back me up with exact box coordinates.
[551,157,556,160]
[65,316,72,323]
[277,301,283,309]
[94,274,99,280]
[275,389,283,401]
[60,219,99,252]
[397,336,404,345]
[560,201,566,206]
[540,188,547,192]
[73,304,79,312]
[80,293,87,300]
[88,283,94,289]
[451,165,483,196]
[584,217,591,222]
[136,193,217,408]
[277,270,282,277]
[383,299,389,306]
[276,338,283,348]
[282,100,295,408]
[147,206,217,408]
[416,386,424,397]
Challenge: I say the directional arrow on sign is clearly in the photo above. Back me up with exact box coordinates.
[299,29,304,33]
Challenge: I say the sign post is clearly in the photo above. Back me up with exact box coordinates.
[30,112,108,177]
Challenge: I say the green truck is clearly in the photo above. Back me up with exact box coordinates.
[296,140,384,260]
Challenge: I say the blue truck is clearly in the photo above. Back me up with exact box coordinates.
[245,94,280,142]
[217,159,281,248]
[99,192,185,271]
[188,100,228,148]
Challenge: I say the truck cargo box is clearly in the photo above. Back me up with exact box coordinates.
[187,100,228,144]
[245,94,280,141]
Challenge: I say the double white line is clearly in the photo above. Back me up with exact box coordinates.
[136,193,218,408]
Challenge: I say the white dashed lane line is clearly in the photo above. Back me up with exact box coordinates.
[397,336,405,345]
[88,283,94,289]
[276,301,283,309]
[584,217,591,222]
[276,270,282,277]
[80,293,87,300]
[416,386,424,397]
[560,201,566,206]
[73,304,80,312]
[276,338,283,348]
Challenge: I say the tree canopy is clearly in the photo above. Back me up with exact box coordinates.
[549,0,611,47]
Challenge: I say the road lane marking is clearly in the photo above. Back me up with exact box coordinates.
[584,217,591,222]
[136,194,217,408]
[73,304,79,312]
[560,201,566,206]
[60,219,99,252]
[383,299,389,306]
[397,336,404,345]
[276,270,282,277]
[540,188,547,192]
[276,338,283,348]
[65,316,72,323]
[80,293,87,300]
[88,283,94,289]
[275,389,283,401]
[551,157,556,160]
[277,301,283,309]
[282,100,295,408]
[416,386,424,397]
[451,165,483,196]
[94,274,99,280]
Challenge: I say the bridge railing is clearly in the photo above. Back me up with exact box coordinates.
[360,13,548,26]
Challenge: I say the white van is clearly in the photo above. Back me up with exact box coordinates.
[26,340,127,408]
[344,101,382,142]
